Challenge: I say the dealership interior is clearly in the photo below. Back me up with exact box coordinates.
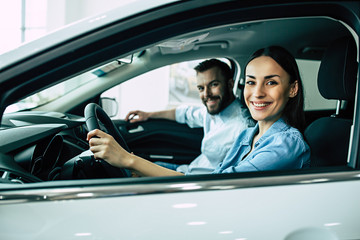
[0,0,133,55]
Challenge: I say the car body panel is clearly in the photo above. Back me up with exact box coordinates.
[1,170,360,239]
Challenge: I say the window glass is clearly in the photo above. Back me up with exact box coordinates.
[168,60,205,108]
[5,71,96,113]
[25,0,47,28]
[0,0,22,54]
[24,0,47,42]
[296,59,337,111]
[0,0,47,54]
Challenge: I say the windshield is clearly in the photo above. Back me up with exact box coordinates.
[5,70,97,113]
[5,59,131,113]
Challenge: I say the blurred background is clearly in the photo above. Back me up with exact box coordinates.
[0,0,334,119]
[0,0,135,55]
[1,0,206,119]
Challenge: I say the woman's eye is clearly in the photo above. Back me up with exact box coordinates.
[267,80,278,86]
[245,80,255,85]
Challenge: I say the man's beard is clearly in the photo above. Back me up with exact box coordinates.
[204,91,232,115]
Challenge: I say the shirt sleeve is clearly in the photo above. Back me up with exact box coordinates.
[175,105,205,128]
[219,132,310,173]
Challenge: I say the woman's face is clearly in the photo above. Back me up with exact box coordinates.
[244,56,298,126]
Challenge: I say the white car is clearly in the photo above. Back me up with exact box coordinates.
[1,1,360,239]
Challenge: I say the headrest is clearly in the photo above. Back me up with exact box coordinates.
[317,37,357,100]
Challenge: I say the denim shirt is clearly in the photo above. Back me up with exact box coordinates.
[175,99,254,175]
[213,118,310,174]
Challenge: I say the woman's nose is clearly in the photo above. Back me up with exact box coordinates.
[253,85,265,97]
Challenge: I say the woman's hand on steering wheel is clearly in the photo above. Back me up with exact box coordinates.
[87,129,132,169]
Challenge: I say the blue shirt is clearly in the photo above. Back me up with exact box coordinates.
[175,99,254,175]
[213,118,310,173]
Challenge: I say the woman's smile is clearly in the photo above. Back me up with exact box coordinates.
[251,101,272,109]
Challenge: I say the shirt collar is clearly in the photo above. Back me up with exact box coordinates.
[262,118,289,136]
[245,118,290,146]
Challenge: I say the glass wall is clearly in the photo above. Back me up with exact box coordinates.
[0,0,47,55]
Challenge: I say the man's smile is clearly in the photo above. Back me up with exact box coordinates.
[205,97,220,106]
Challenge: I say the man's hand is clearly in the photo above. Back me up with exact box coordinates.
[125,110,150,123]
[125,109,176,123]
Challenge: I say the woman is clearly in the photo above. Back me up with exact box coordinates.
[87,46,310,176]
[213,46,310,173]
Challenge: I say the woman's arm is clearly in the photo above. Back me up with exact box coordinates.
[87,129,184,177]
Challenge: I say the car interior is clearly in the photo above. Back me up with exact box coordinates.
[0,11,358,183]
[305,36,357,168]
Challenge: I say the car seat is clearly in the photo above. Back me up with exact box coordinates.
[304,36,357,167]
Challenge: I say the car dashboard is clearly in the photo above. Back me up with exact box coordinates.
[0,111,90,183]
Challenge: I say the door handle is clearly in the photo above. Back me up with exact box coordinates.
[128,125,144,133]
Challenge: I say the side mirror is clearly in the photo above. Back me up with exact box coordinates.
[100,97,118,118]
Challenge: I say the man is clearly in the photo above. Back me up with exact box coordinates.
[125,59,254,174]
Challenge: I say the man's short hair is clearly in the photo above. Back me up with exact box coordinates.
[194,59,232,80]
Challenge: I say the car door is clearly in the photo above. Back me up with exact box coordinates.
[114,119,203,165]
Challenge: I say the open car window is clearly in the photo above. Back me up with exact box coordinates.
[100,58,335,120]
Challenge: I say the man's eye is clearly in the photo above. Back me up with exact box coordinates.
[211,82,219,87]
[197,87,204,91]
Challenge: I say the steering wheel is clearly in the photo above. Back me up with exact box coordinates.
[85,103,130,152]
[83,103,131,178]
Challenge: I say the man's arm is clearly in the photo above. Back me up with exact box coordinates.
[125,109,176,123]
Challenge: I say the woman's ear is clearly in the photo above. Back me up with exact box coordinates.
[289,80,299,98]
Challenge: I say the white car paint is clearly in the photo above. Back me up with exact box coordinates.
[1,171,360,240]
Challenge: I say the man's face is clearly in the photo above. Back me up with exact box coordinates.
[196,67,234,115]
